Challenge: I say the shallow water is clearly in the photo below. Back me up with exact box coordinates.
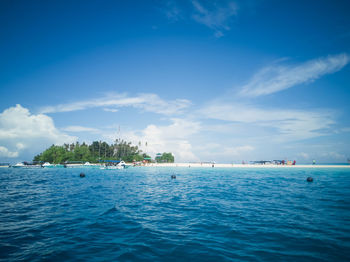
[0,167,350,261]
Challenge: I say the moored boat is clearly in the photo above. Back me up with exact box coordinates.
[12,162,41,168]
[42,162,65,168]
[42,162,53,168]
[12,162,26,168]
[101,160,130,170]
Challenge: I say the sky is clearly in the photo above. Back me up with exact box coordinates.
[1,0,350,163]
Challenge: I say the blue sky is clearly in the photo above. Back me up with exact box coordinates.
[1,0,350,163]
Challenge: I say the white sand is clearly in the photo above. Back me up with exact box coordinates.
[141,163,350,168]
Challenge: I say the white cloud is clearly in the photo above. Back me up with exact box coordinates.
[103,108,119,113]
[197,143,254,160]
[199,102,335,141]
[191,0,238,37]
[62,125,100,133]
[16,143,25,150]
[164,0,182,21]
[298,152,310,159]
[0,105,76,161]
[229,145,254,155]
[162,0,238,37]
[240,53,350,97]
[339,127,350,133]
[120,118,201,162]
[320,151,346,161]
[0,146,18,158]
[40,93,191,115]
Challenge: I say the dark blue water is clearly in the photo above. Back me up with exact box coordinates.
[1,167,350,261]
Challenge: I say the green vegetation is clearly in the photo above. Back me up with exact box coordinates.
[155,152,175,163]
[33,139,152,164]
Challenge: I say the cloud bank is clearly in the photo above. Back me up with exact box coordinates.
[120,118,200,162]
[0,146,18,158]
[199,102,335,141]
[0,105,76,160]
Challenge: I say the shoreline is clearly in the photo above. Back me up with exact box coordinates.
[4,163,349,169]
[142,163,350,168]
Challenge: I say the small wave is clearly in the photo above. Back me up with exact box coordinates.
[101,206,117,216]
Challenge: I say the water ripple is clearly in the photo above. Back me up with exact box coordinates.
[0,167,350,261]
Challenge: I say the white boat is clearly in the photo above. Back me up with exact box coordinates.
[12,162,42,168]
[42,162,53,167]
[12,162,26,168]
[83,162,99,168]
[102,165,124,170]
[101,161,129,170]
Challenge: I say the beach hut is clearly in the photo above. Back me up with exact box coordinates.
[143,157,152,163]
[155,153,162,162]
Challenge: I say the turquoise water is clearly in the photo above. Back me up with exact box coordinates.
[1,167,350,261]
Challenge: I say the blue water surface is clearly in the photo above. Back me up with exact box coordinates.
[0,167,350,261]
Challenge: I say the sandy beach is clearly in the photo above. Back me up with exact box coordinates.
[142,163,350,168]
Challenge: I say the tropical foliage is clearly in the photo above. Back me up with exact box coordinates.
[155,152,175,163]
[33,139,151,164]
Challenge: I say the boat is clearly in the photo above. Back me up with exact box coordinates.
[54,164,65,168]
[82,162,99,168]
[101,161,130,170]
[12,162,42,168]
[42,162,53,167]
[42,162,65,168]
[12,162,26,168]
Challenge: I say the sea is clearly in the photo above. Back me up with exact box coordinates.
[0,167,349,261]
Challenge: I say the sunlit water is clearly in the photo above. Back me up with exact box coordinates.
[1,167,350,261]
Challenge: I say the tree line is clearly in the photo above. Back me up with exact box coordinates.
[33,139,152,164]
[155,152,175,163]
